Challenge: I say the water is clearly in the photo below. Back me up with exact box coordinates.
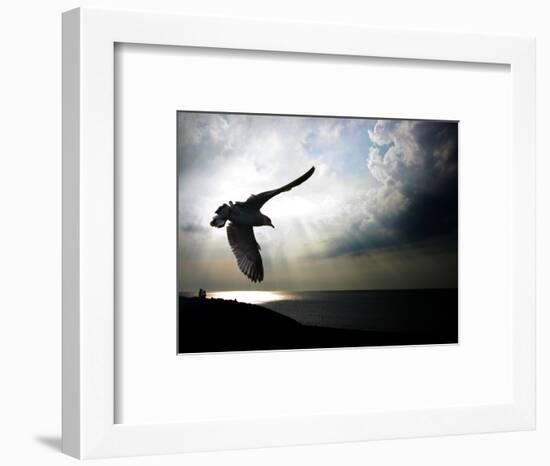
[182,289,458,335]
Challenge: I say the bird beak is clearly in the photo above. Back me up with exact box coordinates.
[270,223,275,228]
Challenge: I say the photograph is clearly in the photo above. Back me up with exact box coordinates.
[1,1,539,463]
[177,111,458,353]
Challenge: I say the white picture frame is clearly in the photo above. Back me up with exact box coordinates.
[62,7,535,459]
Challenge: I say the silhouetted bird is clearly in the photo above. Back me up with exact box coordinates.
[210,167,315,282]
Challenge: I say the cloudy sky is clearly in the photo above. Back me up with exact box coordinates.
[178,112,458,292]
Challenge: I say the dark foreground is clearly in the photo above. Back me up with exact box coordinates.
[178,293,457,353]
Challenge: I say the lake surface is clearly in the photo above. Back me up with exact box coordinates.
[181,289,458,336]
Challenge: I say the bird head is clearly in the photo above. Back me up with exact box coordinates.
[263,215,275,228]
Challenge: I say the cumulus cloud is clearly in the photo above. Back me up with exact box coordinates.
[327,119,458,256]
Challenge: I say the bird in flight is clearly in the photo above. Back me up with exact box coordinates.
[210,167,315,283]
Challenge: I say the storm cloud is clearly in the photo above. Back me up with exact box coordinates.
[328,120,458,256]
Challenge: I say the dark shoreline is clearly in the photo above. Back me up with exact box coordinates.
[178,295,457,354]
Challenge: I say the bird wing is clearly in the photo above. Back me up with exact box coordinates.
[244,166,315,210]
[226,222,264,283]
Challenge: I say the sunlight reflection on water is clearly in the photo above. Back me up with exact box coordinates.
[208,290,293,304]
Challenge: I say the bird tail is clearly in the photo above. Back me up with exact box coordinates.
[210,203,232,228]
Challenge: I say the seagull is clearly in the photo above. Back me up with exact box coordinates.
[210,167,315,282]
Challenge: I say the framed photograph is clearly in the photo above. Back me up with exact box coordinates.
[62,8,535,459]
